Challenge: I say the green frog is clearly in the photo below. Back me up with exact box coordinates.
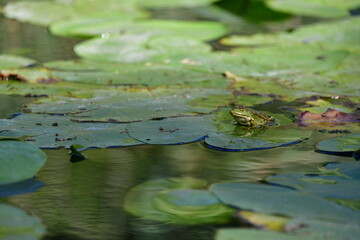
[230,107,275,128]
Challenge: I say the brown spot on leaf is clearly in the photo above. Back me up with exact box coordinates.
[298,108,359,126]
[0,72,28,82]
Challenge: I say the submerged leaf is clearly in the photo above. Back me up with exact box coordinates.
[315,134,360,156]
[124,178,225,224]
[151,189,234,224]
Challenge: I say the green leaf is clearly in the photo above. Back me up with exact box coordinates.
[203,109,311,151]
[0,140,46,185]
[266,174,360,199]
[151,189,234,224]
[3,0,75,26]
[25,88,232,122]
[69,144,88,162]
[135,0,219,8]
[210,182,360,223]
[124,177,214,224]
[45,59,227,87]
[0,114,142,149]
[222,18,360,51]
[0,55,37,69]
[216,229,313,240]
[287,218,360,240]
[126,116,216,145]
[265,0,359,18]
[315,134,360,156]
[4,0,147,26]
[0,204,46,240]
[74,34,212,63]
[321,162,360,180]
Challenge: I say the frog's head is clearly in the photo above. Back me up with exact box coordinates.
[230,108,255,126]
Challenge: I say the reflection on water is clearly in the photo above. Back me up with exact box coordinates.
[0,94,30,118]
[2,138,352,240]
[0,16,79,62]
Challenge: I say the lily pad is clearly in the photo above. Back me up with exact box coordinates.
[203,109,311,151]
[210,182,360,223]
[74,34,211,63]
[322,162,360,180]
[49,15,134,38]
[0,140,46,185]
[126,116,216,145]
[221,17,360,51]
[151,189,234,224]
[266,174,360,199]
[25,88,232,122]
[287,218,360,240]
[265,0,360,18]
[0,55,37,69]
[216,229,312,240]
[315,134,360,156]
[0,114,142,149]
[45,59,227,87]
[124,177,214,224]
[3,0,75,26]
[135,0,219,8]
[4,0,147,26]
[166,46,347,77]
[0,203,46,240]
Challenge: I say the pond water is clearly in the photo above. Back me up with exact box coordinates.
[0,2,357,240]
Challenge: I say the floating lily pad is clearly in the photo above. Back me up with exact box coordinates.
[124,177,215,224]
[0,114,142,149]
[315,134,360,156]
[4,0,147,26]
[49,15,134,38]
[151,189,234,224]
[266,174,360,199]
[0,204,46,240]
[4,0,75,26]
[136,0,219,8]
[167,46,347,77]
[74,34,211,63]
[203,109,310,151]
[45,59,227,87]
[25,88,232,122]
[210,182,360,222]
[265,0,359,18]
[221,17,360,51]
[0,140,46,185]
[322,162,360,180]
[126,116,216,145]
[216,229,312,240]
[0,177,45,197]
[0,55,37,69]
[287,218,360,240]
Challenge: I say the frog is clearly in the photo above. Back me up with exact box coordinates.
[230,107,275,128]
